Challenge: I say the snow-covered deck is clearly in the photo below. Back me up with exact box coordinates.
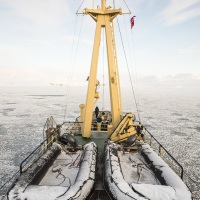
[39,151,82,187]
[119,151,161,185]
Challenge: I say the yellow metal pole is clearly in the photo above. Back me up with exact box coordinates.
[79,104,85,133]
[105,17,122,128]
[83,18,102,138]
[102,0,106,10]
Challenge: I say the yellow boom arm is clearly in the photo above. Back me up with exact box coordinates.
[109,113,143,142]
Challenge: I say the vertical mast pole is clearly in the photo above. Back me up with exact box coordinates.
[105,19,122,128]
[102,0,106,10]
[82,18,102,138]
[82,0,122,138]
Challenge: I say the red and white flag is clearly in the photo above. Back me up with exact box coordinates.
[130,16,136,29]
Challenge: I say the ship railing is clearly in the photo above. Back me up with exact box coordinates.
[91,121,108,131]
[143,127,200,199]
[63,121,82,134]
[62,121,108,134]
[43,116,57,139]
[20,131,58,174]
[144,127,184,178]
[0,117,59,200]
[0,131,58,200]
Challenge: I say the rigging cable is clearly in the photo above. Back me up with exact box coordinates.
[63,15,78,122]
[63,14,85,122]
[116,18,141,122]
[122,0,141,104]
[123,0,140,112]
[129,16,140,109]
[76,0,86,14]
[122,0,131,13]
[123,14,141,119]
[121,0,140,120]
[63,0,86,122]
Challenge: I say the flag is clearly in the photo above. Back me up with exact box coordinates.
[130,16,136,29]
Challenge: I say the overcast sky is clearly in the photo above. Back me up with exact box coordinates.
[0,0,200,91]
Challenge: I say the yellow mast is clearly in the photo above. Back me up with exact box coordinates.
[82,0,123,138]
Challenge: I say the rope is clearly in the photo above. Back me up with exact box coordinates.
[69,154,81,168]
[116,18,141,122]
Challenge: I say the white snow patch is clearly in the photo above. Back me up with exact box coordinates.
[131,183,175,200]
[141,144,192,200]
[24,185,68,200]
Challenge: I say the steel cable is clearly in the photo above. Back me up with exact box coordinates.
[116,18,141,122]
[63,14,84,122]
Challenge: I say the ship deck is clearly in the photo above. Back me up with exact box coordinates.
[6,130,192,200]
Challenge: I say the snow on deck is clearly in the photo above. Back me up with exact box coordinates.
[39,150,82,187]
[9,142,97,200]
[105,141,192,200]
[23,185,68,200]
[140,143,192,200]
[131,183,176,200]
[118,151,160,185]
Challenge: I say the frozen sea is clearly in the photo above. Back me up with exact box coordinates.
[0,86,200,197]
